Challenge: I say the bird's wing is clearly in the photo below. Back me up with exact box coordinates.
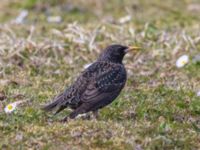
[44,61,110,111]
[81,65,126,103]
[43,61,126,113]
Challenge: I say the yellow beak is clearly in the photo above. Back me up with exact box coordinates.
[125,46,141,53]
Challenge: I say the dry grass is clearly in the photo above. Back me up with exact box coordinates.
[0,0,200,149]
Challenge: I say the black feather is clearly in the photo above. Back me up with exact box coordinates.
[42,93,64,111]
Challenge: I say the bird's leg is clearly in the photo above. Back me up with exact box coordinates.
[92,110,99,120]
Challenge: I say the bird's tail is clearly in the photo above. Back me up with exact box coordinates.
[42,93,65,113]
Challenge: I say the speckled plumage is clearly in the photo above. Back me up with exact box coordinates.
[43,44,129,121]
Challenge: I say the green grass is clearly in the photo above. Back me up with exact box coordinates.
[0,0,200,149]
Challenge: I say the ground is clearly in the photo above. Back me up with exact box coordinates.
[0,0,200,149]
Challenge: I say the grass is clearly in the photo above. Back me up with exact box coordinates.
[0,0,200,149]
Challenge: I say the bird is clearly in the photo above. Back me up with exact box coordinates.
[43,44,140,121]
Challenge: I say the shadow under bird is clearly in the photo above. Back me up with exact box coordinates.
[43,44,140,121]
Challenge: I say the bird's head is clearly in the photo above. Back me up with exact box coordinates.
[98,44,140,63]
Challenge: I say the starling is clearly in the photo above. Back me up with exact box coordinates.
[43,44,140,121]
